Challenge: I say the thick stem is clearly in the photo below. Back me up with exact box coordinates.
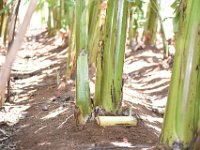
[160,0,200,148]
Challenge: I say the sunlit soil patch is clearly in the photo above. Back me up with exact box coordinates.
[0,103,30,126]
[123,45,172,136]
[41,107,68,120]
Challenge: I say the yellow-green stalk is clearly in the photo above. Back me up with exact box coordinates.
[75,0,91,124]
[160,0,200,148]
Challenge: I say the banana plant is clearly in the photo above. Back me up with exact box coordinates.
[112,0,128,112]
[66,0,75,81]
[128,0,144,47]
[160,0,200,148]
[95,0,128,112]
[76,50,91,124]
[75,0,92,124]
[143,0,158,45]
[100,0,117,111]
[88,0,101,65]
[0,0,15,45]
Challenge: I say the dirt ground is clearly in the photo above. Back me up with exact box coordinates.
[0,30,173,150]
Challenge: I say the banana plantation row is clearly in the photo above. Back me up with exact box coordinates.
[0,0,200,149]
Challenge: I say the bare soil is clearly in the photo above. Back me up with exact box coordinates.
[0,30,172,150]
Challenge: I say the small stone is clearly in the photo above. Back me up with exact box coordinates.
[42,105,48,111]
[50,96,57,102]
